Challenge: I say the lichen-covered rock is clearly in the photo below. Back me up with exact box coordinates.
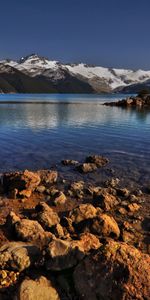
[16,276,60,300]
[3,170,41,198]
[36,202,60,229]
[0,242,40,272]
[85,155,109,167]
[74,240,150,300]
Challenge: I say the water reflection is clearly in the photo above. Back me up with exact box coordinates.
[0,94,149,187]
[0,103,150,130]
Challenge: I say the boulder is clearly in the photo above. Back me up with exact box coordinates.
[61,159,78,166]
[69,204,97,224]
[79,232,101,252]
[3,170,41,198]
[16,276,60,300]
[36,202,60,229]
[46,239,85,271]
[14,218,53,245]
[0,242,40,272]
[46,234,101,271]
[37,170,58,184]
[128,203,140,212]
[53,191,67,206]
[74,240,150,300]
[77,163,97,173]
[91,213,120,238]
[85,155,109,167]
[93,191,119,211]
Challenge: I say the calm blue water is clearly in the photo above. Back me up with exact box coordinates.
[0,93,149,187]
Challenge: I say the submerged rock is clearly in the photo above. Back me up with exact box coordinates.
[74,239,150,300]
[85,155,109,167]
[77,163,98,173]
[61,159,78,166]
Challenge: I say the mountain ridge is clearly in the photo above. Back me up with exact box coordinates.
[1,54,150,94]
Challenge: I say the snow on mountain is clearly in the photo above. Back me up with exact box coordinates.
[1,54,150,92]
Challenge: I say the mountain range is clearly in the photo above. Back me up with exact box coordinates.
[1,54,150,94]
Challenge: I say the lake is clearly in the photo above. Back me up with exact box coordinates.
[0,93,150,188]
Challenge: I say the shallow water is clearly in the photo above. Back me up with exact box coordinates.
[0,93,150,187]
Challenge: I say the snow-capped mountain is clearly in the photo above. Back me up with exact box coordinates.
[1,54,150,93]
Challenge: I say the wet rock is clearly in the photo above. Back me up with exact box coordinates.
[53,191,67,206]
[3,170,41,198]
[85,185,102,196]
[37,170,58,184]
[91,213,120,238]
[104,95,150,107]
[70,181,84,192]
[36,202,60,229]
[14,218,53,245]
[77,163,97,173]
[69,181,84,198]
[69,204,98,224]
[74,239,150,300]
[61,159,78,166]
[16,276,60,300]
[85,155,109,167]
[0,242,40,271]
[93,191,119,211]
[128,203,140,212]
[105,177,120,188]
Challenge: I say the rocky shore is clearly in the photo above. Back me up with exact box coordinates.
[0,155,149,299]
[104,93,150,107]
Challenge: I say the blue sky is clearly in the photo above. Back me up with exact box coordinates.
[0,0,150,69]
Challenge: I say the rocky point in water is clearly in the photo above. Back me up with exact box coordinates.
[0,154,149,299]
[104,92,150,107]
